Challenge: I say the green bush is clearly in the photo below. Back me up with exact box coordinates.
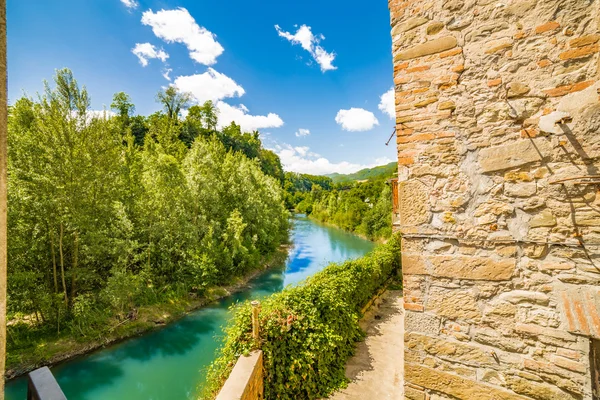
[202,234,401,399]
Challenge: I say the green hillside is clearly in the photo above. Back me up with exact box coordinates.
[326,161,397,184]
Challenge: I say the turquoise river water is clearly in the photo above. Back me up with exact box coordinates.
[5,216,375,400]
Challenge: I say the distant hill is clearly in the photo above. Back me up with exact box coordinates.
[326,162,397,184]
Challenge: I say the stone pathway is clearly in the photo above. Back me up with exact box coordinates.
[329,290,404,400]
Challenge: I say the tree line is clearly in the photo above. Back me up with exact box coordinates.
[7,69,289,350]
[283,172,393,241]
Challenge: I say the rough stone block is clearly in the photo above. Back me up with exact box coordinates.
[504,182,536,197]
[398,180,431,226]
[478,139,552,173]
[395,36,458,61]
[507,82,530,98]
[432,255,515,280]
[529,211,557,228]
[402,254,516,280]
[474,328,527,353]
[428,288,482,321]
[397,16,429,33]
[498,290,550,305]
[406,333,497,367]
[405,363,530,400]
[505,375,580,400]
[515,323,577,342]
[426,21,445,35]
[405,385,426,400]
[405,310,441,335]
[484,38,513,54]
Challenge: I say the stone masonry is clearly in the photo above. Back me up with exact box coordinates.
[216,351,264,400]
[389,0,600,399]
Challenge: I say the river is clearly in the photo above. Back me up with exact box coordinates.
[4,216,376,400]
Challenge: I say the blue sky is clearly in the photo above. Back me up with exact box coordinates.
[8,0,396,175]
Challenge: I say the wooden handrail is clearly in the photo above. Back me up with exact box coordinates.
[27,367,67,400]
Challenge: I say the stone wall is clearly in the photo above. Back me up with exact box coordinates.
[388,0,600,398]
[216,351,263,400]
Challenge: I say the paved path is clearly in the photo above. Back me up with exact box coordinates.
[329,290,404,400]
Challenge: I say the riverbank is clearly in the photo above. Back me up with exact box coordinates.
[5,245,290,381]
[304,214,389,244]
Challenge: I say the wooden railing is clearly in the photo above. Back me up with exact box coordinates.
[26,367,67,400]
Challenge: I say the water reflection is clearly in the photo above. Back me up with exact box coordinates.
[5,216,375,400]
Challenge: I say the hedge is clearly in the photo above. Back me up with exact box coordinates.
[201,233,401,399]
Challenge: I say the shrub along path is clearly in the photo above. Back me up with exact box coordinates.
[329,289,404,400]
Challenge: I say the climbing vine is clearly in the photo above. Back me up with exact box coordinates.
[202,234,402,399]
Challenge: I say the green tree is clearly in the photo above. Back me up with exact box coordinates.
[156,86,192,120]
[111,91,134,121]
[6,68,291,359]
[179,102,217,147]
[8,69,125,326]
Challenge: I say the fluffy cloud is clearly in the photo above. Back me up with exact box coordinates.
[275,24,337,72]
[295,146,310,156]
[71,109,117,125]
[142,8,224,65]
[88,109,117,120]
[120,0,138,9]
[162,68,173,81]
[379,88,395,119]
[295,128,310,137]
[216,101,284,132]
[335,108,379,132]
[132,43,169,67]
[274,144,391,175]
[174,68,245,104]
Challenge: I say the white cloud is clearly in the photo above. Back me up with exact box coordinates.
[216,101,284,132]
[276,25,313,52]
[142,8,224,65]
[174,68,245,104]
[88,109,117,120]
[313,46,336,72]
[295,128,310,137]
[162,68,173,81]
[294,146,310,156]
[120,0,138,10]
[71,109,117,125]
[275,24,337,72]
[335,108,379,132]
[375,156,394,165]
[379,88,395,119]
[132,43,169,66]
[274,144,389,175]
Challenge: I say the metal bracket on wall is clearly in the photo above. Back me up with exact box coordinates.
[385,127,396,146]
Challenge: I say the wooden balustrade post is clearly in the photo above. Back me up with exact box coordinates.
[251,300,260,345]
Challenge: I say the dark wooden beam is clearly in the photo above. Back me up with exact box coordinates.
[0,0,8,397]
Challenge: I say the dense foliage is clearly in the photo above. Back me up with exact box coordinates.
[285,172,393,241]
[203,235,401,400]
[326,161,397,184]
[282,172,333,209]
[7,69,289,358]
